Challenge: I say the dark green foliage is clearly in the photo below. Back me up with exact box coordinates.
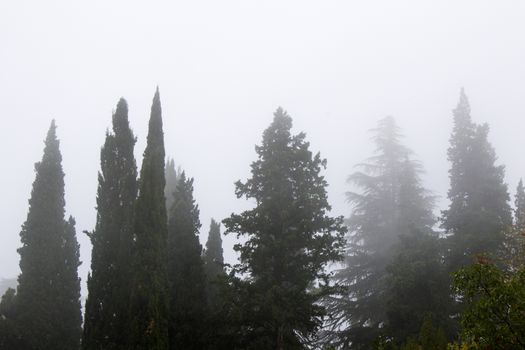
[13,121,82,350]
[332,117,436,348]
[83,98,138,350]
[167,172,208,349]
[223,107,346,349]
[204,218,224,277]
[442,89,512,271]
[129,89,169,349]
[0,288,24,349]
[452,260,525,349]
[164,158,179,217]
[204,218,225,301]
[511,179,525,267]
[386,232,453,344]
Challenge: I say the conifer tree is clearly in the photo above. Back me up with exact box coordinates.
[223,107,346,349]
[515,179,525,232]
[331,117,436,348]
[129,88,169,349]
[15,121,82,350]
[165,158,178,216]
[442,89,512,271]
[83,98,138,350]
[167,172,208,350]
[204,218,225,293]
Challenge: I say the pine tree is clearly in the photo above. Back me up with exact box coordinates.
[14,121,82,350]
[129,88,169,349]
[167,172,208,349]
[165,158,178,217]
[331,116,436,348]
[83,98,138,350]
[223,107,346,349]
[442,89,512,271]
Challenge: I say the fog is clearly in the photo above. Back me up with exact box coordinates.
[1,0,525,301]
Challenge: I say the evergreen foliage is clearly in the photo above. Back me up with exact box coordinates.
[82,98,138,350]
[204,218,225,286]
[167,172,208,349]
[223,107,346,349]
[386,231,452,344]
[442,89,512,271]
[165,158,179,217]
[331,116,436,348]
[13,121,82,350]
[129,88,169,350]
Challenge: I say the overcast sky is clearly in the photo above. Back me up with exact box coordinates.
[1,1,525,298]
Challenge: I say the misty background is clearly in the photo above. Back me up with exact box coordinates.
[1,0,524,299]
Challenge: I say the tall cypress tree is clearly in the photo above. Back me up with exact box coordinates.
[167,172,208,350]
[203,218,225,291]
[331,116,436,348]
[15,121,82,350]
[442,89,512,271]
[510,179,525,268]
[83,98,138,350]
[223,107,346,349]
[129,88,169,350]
[165,158,178,217]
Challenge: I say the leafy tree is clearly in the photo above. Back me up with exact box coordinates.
[442,89,512,271]
[129,88,169,349]
[452,260,525,349]
[167,172,208,349]
[14,121,82,350]
[223,107,346,349]
[83,98,138,350]
[509,179,525,268]
[332,116,436,348]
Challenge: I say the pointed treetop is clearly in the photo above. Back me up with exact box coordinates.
[454,87,471,121]
[112,98,130,134]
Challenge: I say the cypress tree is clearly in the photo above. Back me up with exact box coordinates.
[83,98,138,350]
[442,89,512,271]
[15,121,82,350]
[129,88,169,350]
[203,218,225,294]
[332,116,436,348]
[167,172,208,349]
[223,107,346,349]
[164,158,178,217]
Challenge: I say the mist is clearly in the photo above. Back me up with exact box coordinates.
[1,1,525,348]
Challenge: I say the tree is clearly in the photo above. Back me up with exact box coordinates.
[129,88,169,349]
[165,158,179,216]
[515,179,525,232]
[83,98,138,350]
[442,89,512,271]
[14,121,82,350]
[511,179,525,268]
[331,116,437,348]
[167,172,208,349]
[204,218,225,306]
[223,107,346,349]
[452,260,525,349]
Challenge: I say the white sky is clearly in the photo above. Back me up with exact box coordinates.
[1,1,525,300]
